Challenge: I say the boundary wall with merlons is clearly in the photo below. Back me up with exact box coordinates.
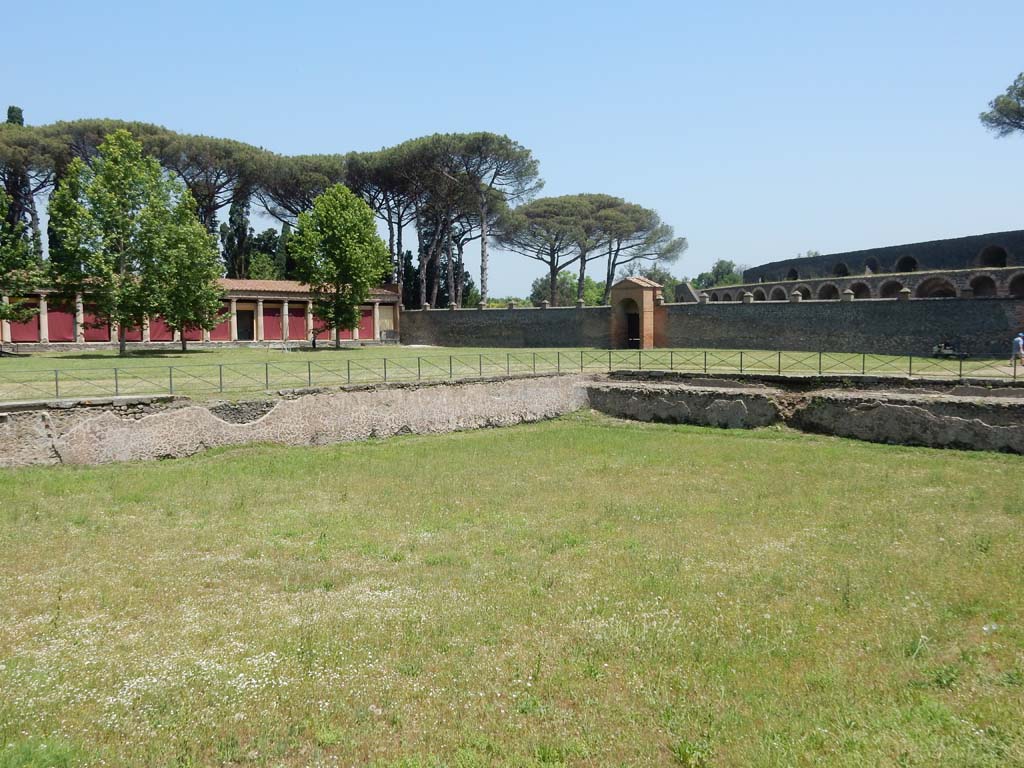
[400,299,1024,356]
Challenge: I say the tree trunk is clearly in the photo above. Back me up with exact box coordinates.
[396,220,405,292]
[334,326,341,349]
[385,208,396,281]
[455,241,466,307]
[478,197,489,303]
[181,334,188,352]
[445,234,456,306]
[576,248,589,302]
[602,242,616,305]
[549,263,559,306]
[118,325,127,356]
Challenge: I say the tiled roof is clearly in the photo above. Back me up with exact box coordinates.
[611,276,663,289]
[218,279,400,301]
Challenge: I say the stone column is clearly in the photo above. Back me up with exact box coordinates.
[741,292,753,304]
[142,317,151,343]
[353,311,360,341]
[1,296,10,344]
[698,292,709,304]
[111,321,120,344]
[898,287,911,301]
[202,328,211,343]
[282,299,290,341]
[790,291,803,303]
[229,298,238,341]
[75,293,85,342]
[256,298,264,341]
[841,289,854,302]
[305,301,313,340]
[38,293,49,343]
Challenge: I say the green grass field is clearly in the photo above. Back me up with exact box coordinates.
[0,345,1018,402]
[2,415,1023,766]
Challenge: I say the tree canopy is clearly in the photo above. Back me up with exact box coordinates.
[692,260,744,289]
[980,73,1024,137]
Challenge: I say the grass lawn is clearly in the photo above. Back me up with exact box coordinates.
[2,414,1023,766]
[0,345,1018,402]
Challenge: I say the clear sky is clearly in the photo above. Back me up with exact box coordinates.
[7,0,1023,296]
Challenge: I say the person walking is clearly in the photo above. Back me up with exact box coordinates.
[1013,332,1024,366]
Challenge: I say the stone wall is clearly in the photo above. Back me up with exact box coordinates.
[400,306,613,347]
[661,299,1024,357]
[0,375,589,467]
[399,298,1024,357]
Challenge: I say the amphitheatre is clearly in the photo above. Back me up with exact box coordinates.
[2,55,1024,768]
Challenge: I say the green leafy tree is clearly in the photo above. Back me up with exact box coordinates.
[219,194,251,278]
[980,73,1024,137]
[48,129,202,355]
[693,260,743,289]
[619,263,681,300]
[156,194,225,351]
[528,272,603,306]
[290,184,389,347]
[0,190,42,354]
[248,250,283,280]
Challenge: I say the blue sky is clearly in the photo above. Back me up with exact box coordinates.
[7,0,1023,295]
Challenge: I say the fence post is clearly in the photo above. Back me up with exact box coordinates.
[418,357,422,381]
[861,354,866,376]
[740,351,744,374]
[449,355,453,379]
[778,350,782,375]
[478,354,483,377]
[817,351,822,376]
[383,358,388,381]
[958,356,963,382]
[908,355,913,378]
[506,353,511,376]
[580,350,584,372]
[670,350,674,371]
[307,360,312,387]
[556,352,561,373]
[169,366,174,395]
[114,367,119,396]
[347,359,351,384]
[532,352,536,374]
[219,364,224,393]
[703,351,707,374]
[1014,356,1017,382]
[638,350,642,370]
[608,350,612,371]
[54,369,59,398]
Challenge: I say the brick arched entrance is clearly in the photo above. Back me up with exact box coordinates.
[608,277,664,349]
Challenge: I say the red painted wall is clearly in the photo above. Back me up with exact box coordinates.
[312,315,332,341]
[149,317,174,341]
[262,306,282,340]
[10,311,39,342]
[359,309,374,340]
[210,314,231,340]
[47,305,75,342]
[183,327,203,342]
[288,306,306,340]
[83,311,110,342]
[123,326,143,342]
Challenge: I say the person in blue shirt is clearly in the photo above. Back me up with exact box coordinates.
[1013,333,1024,365]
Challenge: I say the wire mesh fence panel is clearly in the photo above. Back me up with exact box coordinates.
[347,358,385,384]
[779,352,818,375]
[670,352,705,372]
[532,351,561,373]
[909,356,963,379]
[0,371,65,401]
[581,350,609,371]
[962,358,1014,380]
[641,351,673,370]
[819,352,863,375]
[608,351,639,369]
[741,351,779,373]
[51,369,120,398]
[480,354,507,376]
[266,362,314,390]
[165,365,223,395]
[505,352,534,375]
[861,355,905,376]
[705,350,741,372]
[380,357,419,382]
[417,356,452,380]
[221,364,275,393]
[308,361,349,388]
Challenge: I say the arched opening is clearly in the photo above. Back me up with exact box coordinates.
[915,277,957,298]
[850,282,871,299]
[894,256,918,273]
[721,292,734,302]
[795,285,811,300]
[976,245,1008,269]
[879,280,904,299]
[786,268,799,281]
[709,292,719,302]
[864,257,881,274]
[752,288,767,301]
[817,284,840,300]
[618,297,640,349]
[832,262,850,277]
[969,275,997,298]
[769,286,787,301]
[1008,273,1024,298]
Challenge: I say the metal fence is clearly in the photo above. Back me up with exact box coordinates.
[0,349,1019,403]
